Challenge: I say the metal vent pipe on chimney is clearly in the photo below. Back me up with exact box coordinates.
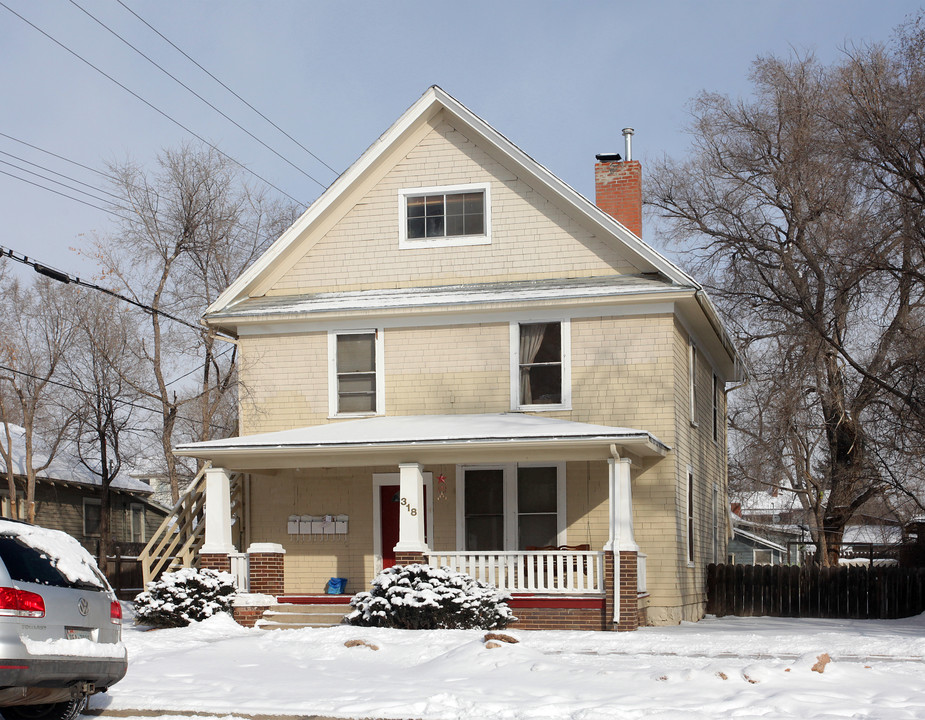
[622,128,634,162]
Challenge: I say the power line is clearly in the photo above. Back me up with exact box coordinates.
[0,130,288,245]
[0,131,114,182]
[0,363,233,434]
[114,0,341,178]
[0,149,122,201]
[0,167,131,221]
[0,156,124,209]
[0,1,306,207]
[67,0,329,191]
[0,244,213,336]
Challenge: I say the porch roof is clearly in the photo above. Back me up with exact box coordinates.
[174,413,670,469]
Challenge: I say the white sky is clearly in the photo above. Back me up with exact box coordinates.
[0,1,921,281]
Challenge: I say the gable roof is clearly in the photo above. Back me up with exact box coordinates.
[204,86,743,379]
[0,424,154,495]
[208,85,700,316]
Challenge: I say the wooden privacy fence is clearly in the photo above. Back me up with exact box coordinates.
[706,563,925,620]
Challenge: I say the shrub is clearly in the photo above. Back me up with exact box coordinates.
[134,567,236,628]
[345,563,515,630]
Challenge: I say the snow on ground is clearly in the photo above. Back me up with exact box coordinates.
[86,612,925,720]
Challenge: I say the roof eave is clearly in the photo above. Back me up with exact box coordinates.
[174,433,669,470]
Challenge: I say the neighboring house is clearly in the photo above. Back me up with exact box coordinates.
[0,424,167,557]
[731,489,903,566]
[728,526,790,565]
[167,86,744,631]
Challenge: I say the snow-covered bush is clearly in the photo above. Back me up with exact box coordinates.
[133,567,236,628]
[346,563,515,630]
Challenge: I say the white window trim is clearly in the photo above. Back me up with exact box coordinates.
[398,182,491,249]
[689,340,698,427]
[509,319,571,412]
[712,483,719,564]
[371,472,434,573]
[83,497,102,538]
[685,466,695,567]
[455,462,566,551]
[712,372,719,442]
[328,328,385,418]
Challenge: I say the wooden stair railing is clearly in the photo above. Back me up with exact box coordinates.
[139,463,211,586]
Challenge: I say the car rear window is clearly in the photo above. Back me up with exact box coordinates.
[0,536,98,589]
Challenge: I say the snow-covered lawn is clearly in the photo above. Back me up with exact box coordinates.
[87,611,925,719]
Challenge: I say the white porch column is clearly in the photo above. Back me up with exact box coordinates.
[604,457,638,553]
[393,462,427,553]
[201,466,236,554]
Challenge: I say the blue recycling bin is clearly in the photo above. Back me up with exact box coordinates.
[326,577,348,594]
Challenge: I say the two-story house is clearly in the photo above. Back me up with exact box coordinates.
[165,86,743,631]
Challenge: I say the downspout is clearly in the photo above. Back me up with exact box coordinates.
[609,444,621,627]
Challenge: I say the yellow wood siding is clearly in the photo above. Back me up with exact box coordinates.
[268,116,638,295]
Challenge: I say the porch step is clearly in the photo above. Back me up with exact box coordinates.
[255,603,351,630]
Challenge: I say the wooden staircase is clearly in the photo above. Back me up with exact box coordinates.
[256,603,351,630]
[138,464,245,586]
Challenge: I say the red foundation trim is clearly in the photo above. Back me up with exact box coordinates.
[508,595,605,610]
[276,595,353,605]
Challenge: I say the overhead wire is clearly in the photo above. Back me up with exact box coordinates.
[0,363,234,434]
[0,167,132,221]
[113,0,341,177]
[0,0,306,207]
[67,0,330,191]
[0,244,213,336]
[0,148,123,201]
[0,156,125,209]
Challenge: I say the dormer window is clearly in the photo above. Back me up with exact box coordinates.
[399,183,491,248]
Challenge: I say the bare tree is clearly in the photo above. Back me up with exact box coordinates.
[64,290,143,572]
[647,30,925,563]
[0,279,77,522]
[92,144,296,502]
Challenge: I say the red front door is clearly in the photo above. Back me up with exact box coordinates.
[380,484,427,568]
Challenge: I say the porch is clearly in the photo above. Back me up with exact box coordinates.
[165,413,667,631]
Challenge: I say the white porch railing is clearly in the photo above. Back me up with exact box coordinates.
[229,552,249,592]
[427,551,604,594]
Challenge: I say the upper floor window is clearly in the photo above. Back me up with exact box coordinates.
[511,320,571,410]
[399,183,491,248]
[328,329,384,417]
[689,340,698,427]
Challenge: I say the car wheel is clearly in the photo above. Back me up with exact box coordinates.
[1,697,87,720]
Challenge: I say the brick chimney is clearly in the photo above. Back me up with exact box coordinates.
[594,128,642,238]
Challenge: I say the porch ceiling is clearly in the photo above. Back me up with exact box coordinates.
[173,413,670,470]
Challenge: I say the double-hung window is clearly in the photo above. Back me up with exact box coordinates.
[458,463,565,551]
[399,183,490,248]
[83,498,102,537]
[130,503,146,543]
[329,329,384,416]
[511,320,570,410]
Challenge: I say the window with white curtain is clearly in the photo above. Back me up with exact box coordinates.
[511,320,570,410]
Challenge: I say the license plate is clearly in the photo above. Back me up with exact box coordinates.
[66,627,92,640]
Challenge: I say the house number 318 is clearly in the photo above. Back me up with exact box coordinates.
[400,497,418,516]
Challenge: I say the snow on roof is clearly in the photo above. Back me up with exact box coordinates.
[733,489,801,514]
[213,274,684,320]
[732,527,787,552]
[0,519,106,588]
[0,424,153,494]
[176,413,670,454]
[841,525,903,545]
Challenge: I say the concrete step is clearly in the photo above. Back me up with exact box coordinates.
[255,603,351,630]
